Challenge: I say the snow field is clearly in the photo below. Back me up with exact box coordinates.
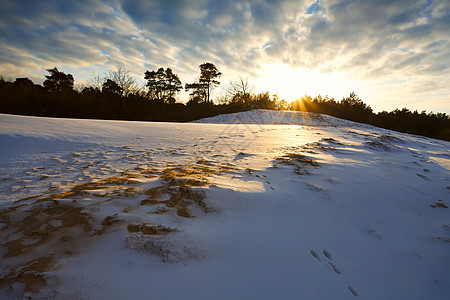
[0,111,449,299]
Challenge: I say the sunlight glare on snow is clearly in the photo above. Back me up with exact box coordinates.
[429,156,450,171]
[212,176,266,193]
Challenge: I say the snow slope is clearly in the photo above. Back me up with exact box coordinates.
[0,111,449,299]
[191,109,363,127]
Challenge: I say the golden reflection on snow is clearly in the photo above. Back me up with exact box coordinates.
[429,156,450,171]
[211,176,266,193]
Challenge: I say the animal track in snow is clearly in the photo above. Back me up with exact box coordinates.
[310,250,321,262]
[348,285,359,297]
[416,173,429,180]
[264,180,275,190]
[329,262,342,275]
[310,249,359,297]
[310,249,340,274]
[323,249,332,260]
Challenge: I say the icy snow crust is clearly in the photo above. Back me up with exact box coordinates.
[0,111,449,299]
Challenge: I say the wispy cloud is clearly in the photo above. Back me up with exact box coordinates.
[0,0,448,112]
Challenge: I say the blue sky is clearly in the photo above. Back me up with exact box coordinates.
[0,0,449,113]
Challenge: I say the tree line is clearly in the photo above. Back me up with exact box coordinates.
[290,93,450,141]
[0,63,449,141]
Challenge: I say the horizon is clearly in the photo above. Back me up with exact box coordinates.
[1,0,449,114]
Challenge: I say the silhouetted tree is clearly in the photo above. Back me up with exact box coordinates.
[43,67,74,93]
[200,62,221,103]
[186,62,221,103]
[144,67,182,103]
[14,77,34,89]
[102,79,123,95]
[251,91,277,110]
[185,82,208,104]
[81,86,101,96]
[341,92,371,111]
[340,92,373,122]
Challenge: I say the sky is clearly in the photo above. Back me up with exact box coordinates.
[0,0,449,113]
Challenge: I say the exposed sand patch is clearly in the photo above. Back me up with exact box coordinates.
[0,200,100,293]
[0,160,238,293]
[430,200,448,209]
[275,153,320,175]
[127,223,175,235]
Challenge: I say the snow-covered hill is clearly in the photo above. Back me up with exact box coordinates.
[0,112,449,299]
[192,109,364,127]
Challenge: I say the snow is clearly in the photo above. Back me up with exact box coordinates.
[0,110,449,299]
[190,109,363,127]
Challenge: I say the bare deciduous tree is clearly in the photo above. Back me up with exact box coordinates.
[106,66,137,96]
[226,76,254,105]
[86,66,138,96]
[227,76,252,97]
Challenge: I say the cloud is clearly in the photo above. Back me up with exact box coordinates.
[0,0,448,111]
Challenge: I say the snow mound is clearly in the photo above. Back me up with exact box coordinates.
[192,109,363,127]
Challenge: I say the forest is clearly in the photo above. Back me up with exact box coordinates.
[1,63,449,141]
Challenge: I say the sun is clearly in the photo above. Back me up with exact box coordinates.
[253,63,357,101]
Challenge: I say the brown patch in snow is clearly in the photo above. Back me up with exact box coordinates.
[431,200,448,209]
[0,200,99,293]
[127,223,175,235]
[276,153,320,175]
[0,161,235,293]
